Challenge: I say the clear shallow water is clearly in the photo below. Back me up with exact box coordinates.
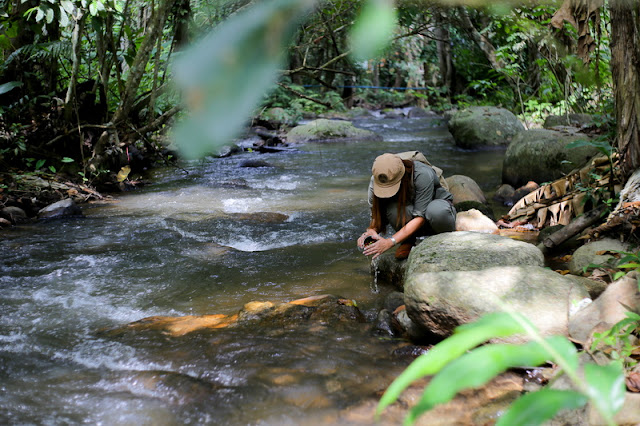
[0,115,506,424]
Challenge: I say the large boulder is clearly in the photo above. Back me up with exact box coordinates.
[286,119,380,143]
[502,129,600,187]
[406,231,544,276]
[404,265,590,343]
[446,174,487,204]
[447,106,524,149]
[569,238,633,275]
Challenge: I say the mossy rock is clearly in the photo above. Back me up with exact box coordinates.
[286,119,380,143]
[447,106,524,149]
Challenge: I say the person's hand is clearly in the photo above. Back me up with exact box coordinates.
[357,229,380,249]
[363,238,395,259]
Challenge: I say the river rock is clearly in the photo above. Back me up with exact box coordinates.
[494,184,515,205]
[1,206,28,224]
[37,198,82,219]
[568,238,633,275]
[404,265,590,343]
[406,107,431,118]
[446,174,487,204]
[447,106,524,149]
[371,251,407,290]
[0,217,11,227]
[455,209,498,233]
[406,231,544,276]
[232,212,289,224]
[568,272,640,344]
[286,119,380,143]
[502,129,600,187]
[543,113,597,129]
[106,294,365,337]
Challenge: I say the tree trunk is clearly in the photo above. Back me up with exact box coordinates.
[434,10,453,100]
[112,0,176,124]
[610,0,640,176]
[64,11,85,123]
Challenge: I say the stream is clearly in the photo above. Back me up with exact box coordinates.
[1,114,506,424]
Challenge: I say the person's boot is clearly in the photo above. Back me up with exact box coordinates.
[395,238,416,260]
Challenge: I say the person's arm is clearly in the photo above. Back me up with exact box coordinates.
[363,216,425,258]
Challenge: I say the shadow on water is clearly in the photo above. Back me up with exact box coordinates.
[0,114,506,424]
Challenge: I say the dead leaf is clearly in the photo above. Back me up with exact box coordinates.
[116,165,131,183]
[626,371,640,392]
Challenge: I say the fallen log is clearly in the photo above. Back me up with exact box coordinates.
[540,205,607,251]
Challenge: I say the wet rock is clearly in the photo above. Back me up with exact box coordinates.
[406,231,544,276]
[370,250,407,290]
[375,309,394,336]
[0,217,12,228]
[216,144,242,158]
[446,174,487,204]
[108,294,365,337]
[569,238,633,275]
[383,291,405,313]
[569,272,640,345]
[286,119,381,144]
[502,129,599,187]
[406,107,431,118]
[1,206,28,224]
[37,198,83,219]
[239,159,273,168]
[405,265,590,343]
[455,209,498,233]
[232,212,289,224]
[494,184,515,205]
[447,106,524,149]
[391,306,429,341]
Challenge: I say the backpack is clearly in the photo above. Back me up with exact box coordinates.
[395,150,450,191]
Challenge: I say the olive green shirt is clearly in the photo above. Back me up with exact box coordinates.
[368,161,453,231]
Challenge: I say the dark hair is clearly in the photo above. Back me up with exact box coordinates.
[369,159,413,232]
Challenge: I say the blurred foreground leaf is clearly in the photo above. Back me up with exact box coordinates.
[496,389,588,426]
[405,336,578,424]
[585,361,626,420]
[172,0,314,158]
[349,0,397,62]
[377,312,529,417]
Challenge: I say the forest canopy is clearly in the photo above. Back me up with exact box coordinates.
[1,0,638,185]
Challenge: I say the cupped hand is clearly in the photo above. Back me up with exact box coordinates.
[363,238,394,259]
[357,229,380,249]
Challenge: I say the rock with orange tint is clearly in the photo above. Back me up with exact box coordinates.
[104,294,364,337]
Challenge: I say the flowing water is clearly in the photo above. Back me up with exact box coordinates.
[0,114,506,425]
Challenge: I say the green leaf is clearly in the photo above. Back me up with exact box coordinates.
[61,157,75,163]
[48,165,56,173]
[35,7,45,22]
[377,312,528,417]
[617,262,640,269]
[89,2,97,16]
[585,361,626,419]
[59,7,69,26]
[405,336,577,424]
[36,159,46,169]
[349,0,397,62]
[61,0,75,14]
[0,81,23,95]
[172,0,313,159]
[496,389,588,426]
[45,7,54,24]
